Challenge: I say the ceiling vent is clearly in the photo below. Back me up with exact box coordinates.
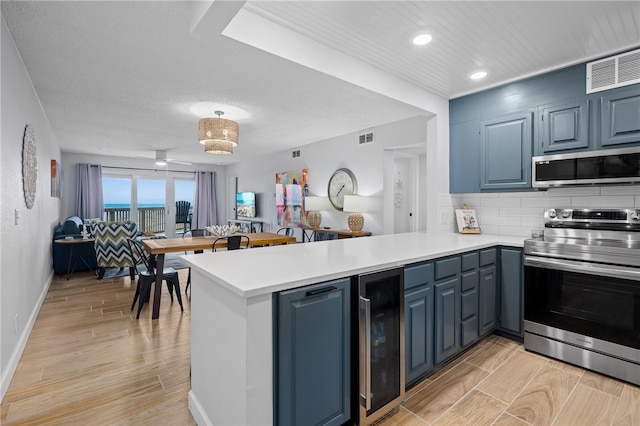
[359,132,374,144]
[586,48,640,94]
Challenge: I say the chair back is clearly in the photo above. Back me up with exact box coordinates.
[127,238,154,277]
[93,221,138,268]
[213,235,250,251]
[175,201,191,223]
[277,227,294,236]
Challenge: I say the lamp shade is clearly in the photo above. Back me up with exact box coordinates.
[199,112,239,155]
[343,195,368,213]
[304,196,329,211]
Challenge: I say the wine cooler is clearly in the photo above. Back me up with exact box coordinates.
[358,267,405,425]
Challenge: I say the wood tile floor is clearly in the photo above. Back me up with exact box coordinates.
[2,270,639,425]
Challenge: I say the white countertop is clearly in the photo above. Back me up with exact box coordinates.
[181,232,525,299]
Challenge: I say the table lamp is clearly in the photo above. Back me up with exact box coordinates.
[343,195,368,232]
[304,196,329,228]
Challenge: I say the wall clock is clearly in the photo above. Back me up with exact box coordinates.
[22,123,38,209]
[327,168,357,211]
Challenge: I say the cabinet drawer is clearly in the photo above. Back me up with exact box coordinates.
[405,262,434,290]
[462,252,479,271]
[461,270,478,292]
[435,256,461,280]
[461,289,478,319]
[480,249,496,266]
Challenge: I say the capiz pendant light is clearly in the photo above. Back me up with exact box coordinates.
[199,111,239,155]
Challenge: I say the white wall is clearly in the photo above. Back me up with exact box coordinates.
[226,115,433,238]
[1,16,62,399]
[60,153,227,221]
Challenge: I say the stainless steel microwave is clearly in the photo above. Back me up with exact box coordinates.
[532,146,640,188]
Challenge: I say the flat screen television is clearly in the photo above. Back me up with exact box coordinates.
[236,192,256,218]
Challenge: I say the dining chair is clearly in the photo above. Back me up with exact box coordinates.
[213,235,250,252]
[184,229,205,295]
[127,238,183,319]
[277,227,295,236]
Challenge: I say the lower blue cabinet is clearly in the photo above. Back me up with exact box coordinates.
[275,278,351,426]
[479,265,497,336]
[498,248,524,337]
[405,286,434,384]
[434,276,460,364]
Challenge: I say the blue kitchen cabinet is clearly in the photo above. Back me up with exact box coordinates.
[478,248,497,336]
[539,99,591,153]
[404,262,434,385]
[600,86,640,148]
[450,120,481,193]
[276,278,351,426]
[460,252,479,349]
[434,256,461,364]
[497,247,523,337]
[480,112,533,190]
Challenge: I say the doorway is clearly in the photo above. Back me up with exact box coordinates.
[383,146,426,234]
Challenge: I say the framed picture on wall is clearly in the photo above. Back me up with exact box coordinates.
[51,159,63,198]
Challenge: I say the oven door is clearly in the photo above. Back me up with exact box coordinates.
[524,256,640,355]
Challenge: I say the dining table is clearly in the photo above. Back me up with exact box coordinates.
[141,232,297,319]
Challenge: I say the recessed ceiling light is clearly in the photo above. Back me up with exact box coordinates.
[470,71,487,80]
[412,33,432,46]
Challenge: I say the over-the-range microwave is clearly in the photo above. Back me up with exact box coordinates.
[532,146,640,188]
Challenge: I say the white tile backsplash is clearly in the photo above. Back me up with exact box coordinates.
[437,185,640,236]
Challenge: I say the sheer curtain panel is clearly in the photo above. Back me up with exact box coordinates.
[192,171,217,229]
[76,163,104,219]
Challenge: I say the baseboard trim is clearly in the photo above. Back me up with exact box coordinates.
[1,271,54,401]
[189,390,213,426]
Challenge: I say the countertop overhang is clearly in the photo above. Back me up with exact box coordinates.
[181,232,524,298]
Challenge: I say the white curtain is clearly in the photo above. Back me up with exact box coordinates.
[192,171,218,229]
[75,163,103,219]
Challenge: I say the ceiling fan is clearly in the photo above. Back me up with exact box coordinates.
[152,150,192,166]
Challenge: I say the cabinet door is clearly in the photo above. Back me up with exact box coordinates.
[600,87,640,147]
[498,248,523,337]
[480,112,533,190]
[277,278,351,426]
[460,270,479,348]
[405,285,434,385]
[540,100,590,153]
[435,276,459,364]
[479,265,497,336]
[450,120,481,193]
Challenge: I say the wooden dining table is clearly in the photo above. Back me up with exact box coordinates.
[141,232,297,319]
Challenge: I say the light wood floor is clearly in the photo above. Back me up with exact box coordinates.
[2,270,639,425]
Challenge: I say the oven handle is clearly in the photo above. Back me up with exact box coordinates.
[524,256,640,281]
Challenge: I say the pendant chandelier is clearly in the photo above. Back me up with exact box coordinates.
[198,111,239,155]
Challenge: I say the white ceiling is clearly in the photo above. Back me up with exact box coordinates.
[2,1,639,166]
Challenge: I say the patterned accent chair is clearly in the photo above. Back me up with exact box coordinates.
[92,221,138,280]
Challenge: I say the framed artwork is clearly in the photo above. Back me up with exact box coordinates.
[275,168,308,227]
[455,208,482,234]
[51,159,63,198]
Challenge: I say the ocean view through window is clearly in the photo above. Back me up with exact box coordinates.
[103,176,194,235]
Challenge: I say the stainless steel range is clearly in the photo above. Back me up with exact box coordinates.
[523,208,640,385]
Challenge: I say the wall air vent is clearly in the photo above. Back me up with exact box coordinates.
[292,149,301,158]
[359,132,374,144]
[586,48,640,94]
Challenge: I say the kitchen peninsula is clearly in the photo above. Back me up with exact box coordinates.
[181,232,525,425]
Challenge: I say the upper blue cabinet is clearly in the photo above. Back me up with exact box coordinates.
[539,99,591,153]
[600,88,640,147]
[480,112,533,190]
[450,60,640,193]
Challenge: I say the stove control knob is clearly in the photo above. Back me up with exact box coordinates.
[561,210,571,218]
[547,210,557,219]
[631,211,640,221]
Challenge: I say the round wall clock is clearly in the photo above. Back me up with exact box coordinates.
[327,168,357,211]
[22,123,37,209]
